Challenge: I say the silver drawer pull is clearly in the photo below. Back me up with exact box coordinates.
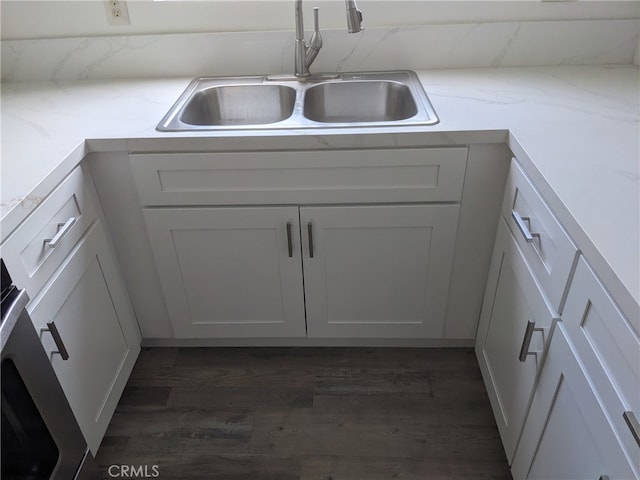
[41,321,70,361]
[623,411,640,448]
[519,320,543,362]
[512,210,540,243]
[286,222,293,258]
[44,217,76,248]
[308,222,314,258]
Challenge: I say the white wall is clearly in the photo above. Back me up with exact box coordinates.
[1,0,639,40]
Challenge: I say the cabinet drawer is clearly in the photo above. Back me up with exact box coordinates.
[562,257,640,471]
[130,147,468,206]
[502,160,578,313]
[1,166,97,296]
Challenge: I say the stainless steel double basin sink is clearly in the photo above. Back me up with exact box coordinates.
[157,71,439,131]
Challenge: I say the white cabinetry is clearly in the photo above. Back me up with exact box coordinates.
[501,161,578,313]
[143,204,459,339]
[476,158,577,463]
[511,325,637,480]
[562,258,640,473]
[132,147,468,340]
[143,206,305,338]
[475,218,557,462]
[480,159,639,479]
[512,258,640,479]
[0,164,141,454]
[27,222,140,454]
[301,204,458,338]
[130,148,467,206]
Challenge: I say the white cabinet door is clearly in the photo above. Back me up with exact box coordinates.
[143,206,306,338]
[561,257,640,476]
[511,325,637,480]
[27,222,141,454]
[301,204,459,338]
[476,218,558,463]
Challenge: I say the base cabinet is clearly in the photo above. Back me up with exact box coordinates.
[27,221,141,454]
[511,325,637,480]
[476,218,557,462]
[143,204,459,339]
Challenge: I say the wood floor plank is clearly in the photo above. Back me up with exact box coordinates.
[127,364,316,389]
[312,393,496,425]
[250,410,505,461]
[168,386,314,409]
[315,367,434,394]
[105,408,253,442]
[300,455,511,480]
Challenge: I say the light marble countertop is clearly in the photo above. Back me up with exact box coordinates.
[1,65,638,321]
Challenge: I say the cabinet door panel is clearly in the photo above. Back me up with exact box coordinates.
[476,218,557,462]
[511,326,636,480]
[301,204,459,338]
[562,257,640,474]
[143,207,306,338]
[28,222,140,454]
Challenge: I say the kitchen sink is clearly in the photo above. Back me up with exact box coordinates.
[303,80,418,123]
[180,84,296,126]
[157,71,439,131]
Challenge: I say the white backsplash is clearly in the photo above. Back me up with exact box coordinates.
[2,19,638,82]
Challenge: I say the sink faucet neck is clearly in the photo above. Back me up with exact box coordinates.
[294,0,363,78]
[295,0,322,77]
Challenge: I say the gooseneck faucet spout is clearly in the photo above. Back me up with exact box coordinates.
[294,0,363,78]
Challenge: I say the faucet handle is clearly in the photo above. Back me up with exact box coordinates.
[306,6,323,67]
[313,6,320,33]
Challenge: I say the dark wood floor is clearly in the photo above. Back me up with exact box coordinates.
[96,347,511,479]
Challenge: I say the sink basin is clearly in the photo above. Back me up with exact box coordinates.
[303,80,417,123]
[157,71,439,131]
[180,84,296,126]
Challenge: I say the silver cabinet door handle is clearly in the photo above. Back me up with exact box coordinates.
[41,321,70,360]
[623,411,640,448]
[511,210,539,243]
[307,222,314,258]
[44,217,76,248]
[286,221,293,258]
[519,320,543,362]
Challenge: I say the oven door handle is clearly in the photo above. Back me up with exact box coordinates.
[0,290,30,350]
[42,322,70,361]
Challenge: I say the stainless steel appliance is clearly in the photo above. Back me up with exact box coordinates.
[1,259,97,479]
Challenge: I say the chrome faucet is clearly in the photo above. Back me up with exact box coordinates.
[294,0,364,78]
